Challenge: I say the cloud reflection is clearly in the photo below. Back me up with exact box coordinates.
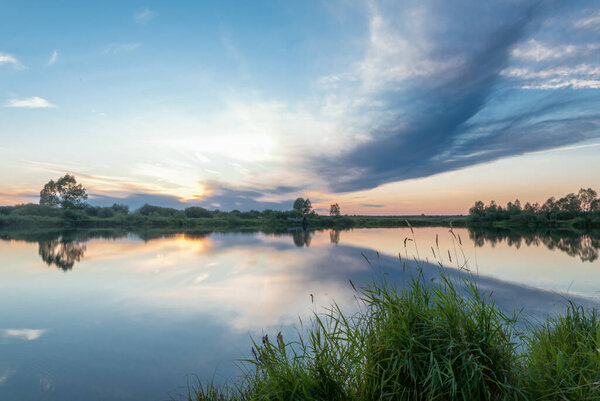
[2,329,47,341]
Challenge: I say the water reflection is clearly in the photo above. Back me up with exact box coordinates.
[329,229,340,244]
[38,239,86,271]
[470,228,600,262]
[291,229,312,247]
[1,226,600,401]
[2,226,600,271]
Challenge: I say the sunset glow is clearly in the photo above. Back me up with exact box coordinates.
[1,1,599,214]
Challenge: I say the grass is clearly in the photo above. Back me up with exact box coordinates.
[186,271,600,401]
[523,302,600,400]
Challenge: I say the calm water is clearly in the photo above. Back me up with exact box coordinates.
[1,227,599,400]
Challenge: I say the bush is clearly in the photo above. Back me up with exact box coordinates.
[111,203,129,215]
[136,204,181,217]
[358,275,521,401]
[10,203,63,217]
[97,207,115,218]
[63,209,88,221]
[185,206,212,218]
[523,303,600,400]
[0,206,14,215]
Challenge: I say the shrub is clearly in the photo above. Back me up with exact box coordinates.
[358,275,522,401]
[10,203,63,217]
[185,206,212,218]
[0,206,14,215]
[97,207,115,218]
[523,303,600,400]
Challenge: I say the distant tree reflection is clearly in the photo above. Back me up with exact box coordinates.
[469,228,599,262]
[38,239,87,271]
[292,229,312,247]
[329,229,340,245]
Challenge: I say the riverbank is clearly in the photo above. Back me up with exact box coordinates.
[3,210,598,231]
[0,210,466,230]
[189,271,600,401]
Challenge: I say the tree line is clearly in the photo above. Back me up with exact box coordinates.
[468,188,600,226]
[0,176,345,222]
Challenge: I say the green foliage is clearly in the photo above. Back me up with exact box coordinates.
[523,303,600,400]
[190,272,524,401]
[40,174,88,209]
[111,203,129,215]
[187,267,600,401]
[293,197,312,216]
[40,179,60,207]
[137,204,184,218]
[329,203,341,217]
[468,188,600,225]
[0,206,14,215]
[185,206,213,218]
[11,203,64,217]
[359,275,522,401]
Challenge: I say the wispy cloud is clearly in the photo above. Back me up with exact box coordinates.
[4,96,56,108]
[134,8,157,24]
[103,43,140,54]
[0,52,21,68]
[511,39,600,62]
[2,328,47,341]
[574,12,600,29]
[48,50,58,65]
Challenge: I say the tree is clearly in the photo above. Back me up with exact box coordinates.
[469,201,485,217]
[40,174,88,209]
[556,193,580,213]
[40,180,60,207]
[293,197,312,215]
[329,203,341,216]
[578,188,598,213]
[185,206,212,218]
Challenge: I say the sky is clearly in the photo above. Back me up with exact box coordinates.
[0,0,599,215]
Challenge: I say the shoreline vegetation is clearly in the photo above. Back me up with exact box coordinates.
[187,270,600,401]
[1,176,599,231]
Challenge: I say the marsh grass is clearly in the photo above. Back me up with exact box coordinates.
[522,302,600,400]
[188,272,527,400]
[187,231,600,401]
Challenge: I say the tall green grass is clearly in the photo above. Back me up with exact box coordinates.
[186,270,600,401]
[186,269,534,401]
[186,224,599,401]
[523,302,600,400]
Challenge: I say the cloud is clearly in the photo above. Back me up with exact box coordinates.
[0,52,20,68]
[2,328,46,341]
[574,13,600,29]
[360,203,384,208]
[310,1,600,192]
[134,8,157,24]
[511,39,600,62]
[48,50,58,65]
[90,185,294,211]
[4,96,56,108]
[103,43,140,54]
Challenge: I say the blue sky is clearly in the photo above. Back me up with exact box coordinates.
[1,0,599,214]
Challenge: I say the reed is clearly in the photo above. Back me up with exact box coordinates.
[187,233,600,401]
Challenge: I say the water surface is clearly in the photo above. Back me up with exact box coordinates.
[1,227,599,400]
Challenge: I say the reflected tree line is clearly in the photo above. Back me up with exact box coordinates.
[469,228,600,262]
[2,225,599,271]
